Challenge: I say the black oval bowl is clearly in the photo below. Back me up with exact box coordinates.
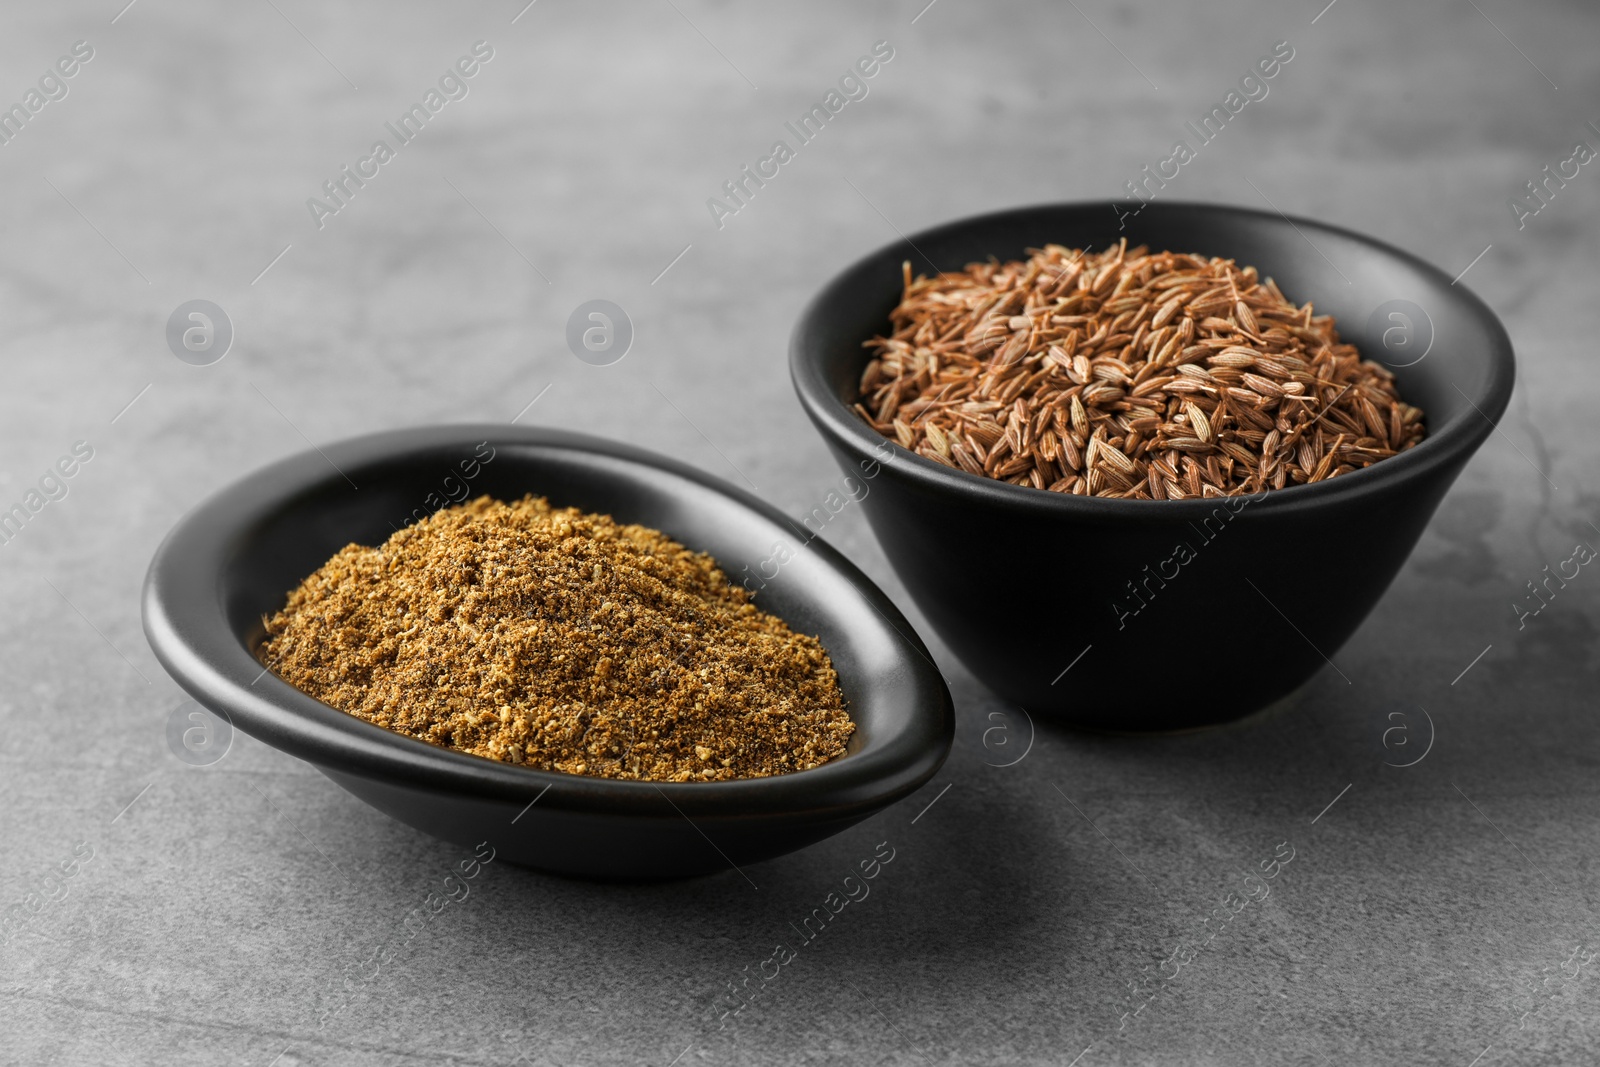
[141,426,953,879]
[791,200,1514,729]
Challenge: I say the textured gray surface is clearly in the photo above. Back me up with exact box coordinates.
[2,0,1598,1063]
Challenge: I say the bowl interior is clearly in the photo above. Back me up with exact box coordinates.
[795,199,1512,482]
[147,426,950,814]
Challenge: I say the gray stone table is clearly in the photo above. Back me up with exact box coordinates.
[1,0,1597,1063]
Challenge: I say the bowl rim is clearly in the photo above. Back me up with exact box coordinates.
[141,424,953,819]
[789,198,1516,516]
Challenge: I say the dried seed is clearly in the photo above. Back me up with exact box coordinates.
[1235,300,1260,334]
[1165,437,1213,453]
[859,243,1426,498]
[1098,441,1137,475]
[1063,433,1083,471]
[1070,394,1089,437]
[1241,373,1285,398]
[1151,293,1187,329]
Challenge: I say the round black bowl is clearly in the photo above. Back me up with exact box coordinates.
[790,200,1514,729]
[141,425,953,879]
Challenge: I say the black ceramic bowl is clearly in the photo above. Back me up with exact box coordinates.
[791,200,1514,729]
[142,426,952,879]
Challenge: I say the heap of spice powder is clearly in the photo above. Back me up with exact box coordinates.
[259,495,854,782]
[855,240,1426,498]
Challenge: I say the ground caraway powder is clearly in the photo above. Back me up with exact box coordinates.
[260,495,854,782]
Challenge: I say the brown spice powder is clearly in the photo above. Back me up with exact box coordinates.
[260,495,854,782]
[855,241,1426,498]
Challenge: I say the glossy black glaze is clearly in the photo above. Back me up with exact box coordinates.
[791,200,1515,728]
[142,426,953,879]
